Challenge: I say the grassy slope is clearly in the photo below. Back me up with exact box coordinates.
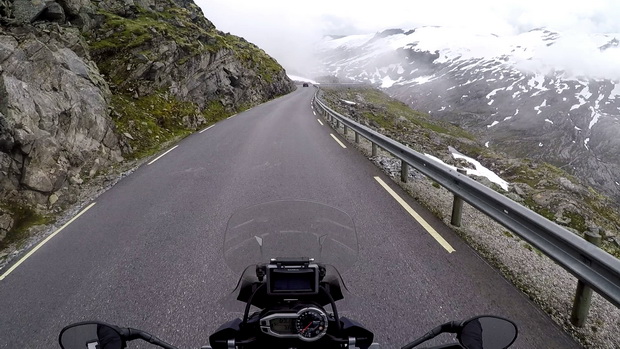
[320,86,620,258]
[87,4,286,159]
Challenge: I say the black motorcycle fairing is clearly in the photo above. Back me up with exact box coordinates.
[232,264,346,309]
[208,313,374,349]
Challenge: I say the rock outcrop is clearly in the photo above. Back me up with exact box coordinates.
[0,0,295,248]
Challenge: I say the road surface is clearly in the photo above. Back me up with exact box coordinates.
[0,87,580,348]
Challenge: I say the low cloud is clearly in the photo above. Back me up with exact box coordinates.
[196,0,620,77]
[518,33,620,81]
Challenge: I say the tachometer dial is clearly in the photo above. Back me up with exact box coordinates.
[294,308,328,341]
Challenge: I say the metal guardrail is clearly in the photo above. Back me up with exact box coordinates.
[312,92,620,315]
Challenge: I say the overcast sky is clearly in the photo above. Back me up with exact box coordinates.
[195,0,620,75]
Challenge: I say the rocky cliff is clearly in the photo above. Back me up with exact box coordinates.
[0,0,295,250]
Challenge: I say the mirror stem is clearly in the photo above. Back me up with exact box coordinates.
[119,328,179,349]
[400,323,446,349]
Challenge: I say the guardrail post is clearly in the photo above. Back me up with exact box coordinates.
[401,160,409,183]
[344,125,348,136]
[570,230,602,327]
[336,120,340,130]
[451,168,467,227]
[372,143,377,156]
[355,132,360,143]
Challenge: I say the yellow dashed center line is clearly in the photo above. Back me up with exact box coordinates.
[374,176,455,253]
[330,134,347,148]
[0,202,97,281]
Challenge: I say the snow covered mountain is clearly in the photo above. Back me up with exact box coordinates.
[316,27,620,202]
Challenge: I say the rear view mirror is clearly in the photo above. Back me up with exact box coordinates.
[59,322,125,349]
[459,316,518,349]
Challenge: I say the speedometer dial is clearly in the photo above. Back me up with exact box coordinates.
[294,308,328,341]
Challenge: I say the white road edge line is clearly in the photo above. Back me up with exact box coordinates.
[199,125,215,133]
[147,145,178,165]
[0,202,97,281]
[374,176,456,253]
[227,114,236,119]
[330,134,347,148]
[317,119,324,126]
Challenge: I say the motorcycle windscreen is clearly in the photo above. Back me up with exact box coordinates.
[223,200,358,275]
[219,200,360,311]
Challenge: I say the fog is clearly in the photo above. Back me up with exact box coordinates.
[195,0,620,78]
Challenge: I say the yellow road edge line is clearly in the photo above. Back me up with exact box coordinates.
[374,176,456,253]
[330,134,347,148]
[0,202,97,281]
[199,125,215,134]
[147,145,178,165]
[317,119,324,126]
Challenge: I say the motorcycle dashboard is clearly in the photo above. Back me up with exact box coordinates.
[259,307,329,342]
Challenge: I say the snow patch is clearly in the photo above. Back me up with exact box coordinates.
[539,142,544,147]
[425,151,509,191]
[535,100,547,115]
[578,86,593,100]
[528,74,547,91]
[411,75,434,84]
[487,121,500,128]
[588,107,601,129]
[545,119,553,124]
[341,99,357,106]
[451,150,509,191]
[585,137,590,149]
[556,83,570,94]
[381,75,399,88]
[486,88,504,99]
[611,84,620,98]
[485,141,490,148]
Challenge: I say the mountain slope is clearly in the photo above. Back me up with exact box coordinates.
[317,27,620,204]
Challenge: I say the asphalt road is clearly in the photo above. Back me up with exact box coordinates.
[0,87,580,348]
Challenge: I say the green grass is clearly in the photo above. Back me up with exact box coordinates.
[111,93,216,159]
[0,204,52,250]
[89,7,284,84]
[564,211,587,233]
[109,92,236,159]
[323,87,476,141]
